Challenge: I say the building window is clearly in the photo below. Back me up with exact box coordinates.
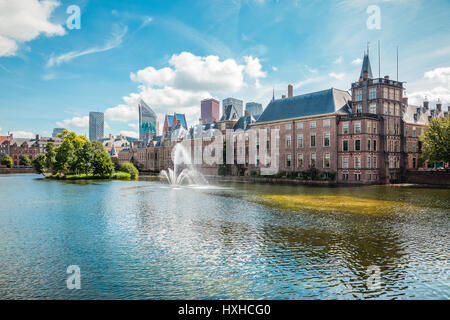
[355,157,361,169]
[373,122,377,133]
[367,156,371,168]
[343,156,349,168]
[310,121,316,129]
[412,157,416,168]
[323,119,330,127]
[343,140,348,151]
[355,173,361,181]
[324,153,330,168]
[343,123,349,134]
[356,104,362,113]
[395,89,400,101]
[298,153,303,167]
[297,122,303,130]
[368,139,371,151]
[412,128,416,137]
[356,90,362,101]
[369,103,377,114]
[405,126,408,136]
[389,103,394,115]
[384,102,388,114]
[373,140,377,151]
[221,123,226,130]
[395,104,400,116]
[355,140,361,151]
[311,153,316,167]
[368,121,372,133]
[286,124,291,130]
[389,89,394,100]
[355,121,361,133]
[297,134,303,148]
[324,132,330,147]
[373,156,377,168]
[286,135,291,148]
[383,87,388,98]
[286,154,292,167]
[369,88,376,100]
[310,134,316,147]
[342,173,349,181]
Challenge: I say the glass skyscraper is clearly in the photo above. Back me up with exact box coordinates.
[89,112,104,141]
[138,99,158,140]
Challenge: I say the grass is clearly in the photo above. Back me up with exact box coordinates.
[257,195,421,215]
[45,172,132,180]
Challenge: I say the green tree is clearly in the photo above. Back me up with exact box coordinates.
[73,142,94,174]
[54,138,75,173]
[119,162,139,180]
[92,151,115,177]
[420,117,450,165]
[1,154,13,168]
[33,154,47,175]
[45,142,56,172]
[19,155,31,166]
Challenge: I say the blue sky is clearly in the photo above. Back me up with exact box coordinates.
[1,0,449,138]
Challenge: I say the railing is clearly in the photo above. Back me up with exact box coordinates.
[352,78,404,88]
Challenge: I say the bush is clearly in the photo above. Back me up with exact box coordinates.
[119,162,139,180]
[1,154,13,168]
[110,172,131,180]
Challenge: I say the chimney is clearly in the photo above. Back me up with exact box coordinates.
[282,95,286,99]
[288,84,293,98]
[384,75,390,80]
[363,71,369,80]
[245,110,251,117]
[423,100,429,109]
[35,134,39,140]
[359,77,363,82]
[402,97,408,106]
[109,133,112,139]
[436,102,442,112]
[119,134,123,140]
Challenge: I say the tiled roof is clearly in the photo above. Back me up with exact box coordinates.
[255,88,351,123]
[220,104,240,121]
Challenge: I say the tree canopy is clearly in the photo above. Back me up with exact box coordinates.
[420,117,450,165]
[1,154,13,168]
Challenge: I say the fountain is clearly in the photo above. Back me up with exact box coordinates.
[160,143,208,186]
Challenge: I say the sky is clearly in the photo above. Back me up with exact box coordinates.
[0,0,449,138]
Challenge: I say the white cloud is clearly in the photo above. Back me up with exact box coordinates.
[244,56,266,79]
[272,66,277,71]
[329,72,346,80]
[47,26,127,67]
[105,51,268,132]
[0,0,65,57]
[56,116,89,129]
[424,67,450,84]
[120,130,138,139]
[334,56,343,64]
[128,123,139,130]
[11,131,34,138]
[352,58,363,65]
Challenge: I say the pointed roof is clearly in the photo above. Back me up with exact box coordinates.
[360,52,373,79]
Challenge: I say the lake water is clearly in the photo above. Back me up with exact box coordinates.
[0,174,448,299]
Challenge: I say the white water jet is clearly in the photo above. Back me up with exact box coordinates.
[159,143,208,186]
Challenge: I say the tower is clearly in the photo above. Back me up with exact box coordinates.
[89,112,104,141]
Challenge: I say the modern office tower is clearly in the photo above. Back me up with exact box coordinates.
[200,98,220,123]
[245,102,263,117]
[138,99,159,140]
[52,128,66,138]
[222,98,243,118]
[89,112,104,142]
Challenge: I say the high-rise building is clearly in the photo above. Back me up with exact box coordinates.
[138,99,159,140]
[52,128,66,138]
[245,102,263,118]
[89,112,104,142]
[222,98,243,118]
[201,98,220,123]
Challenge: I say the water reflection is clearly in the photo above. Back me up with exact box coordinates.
[0,174,448,299]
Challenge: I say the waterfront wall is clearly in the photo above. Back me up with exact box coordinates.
[0,167,36,174]
[206,175,337,186]
[404,170,450,186]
